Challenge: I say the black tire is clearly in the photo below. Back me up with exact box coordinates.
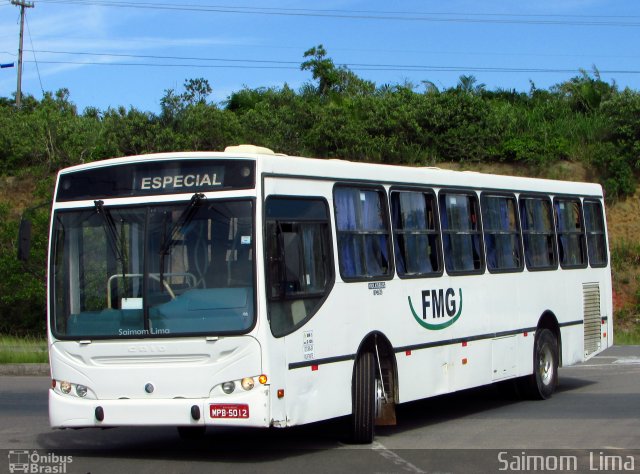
[519,328,559,400]
[177,425,206,440]
[350,351,376,444]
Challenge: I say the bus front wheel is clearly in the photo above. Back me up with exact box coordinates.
[350,351,377,444]
[520,328,559,400]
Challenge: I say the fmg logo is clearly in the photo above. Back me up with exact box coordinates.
[408,288,463,330]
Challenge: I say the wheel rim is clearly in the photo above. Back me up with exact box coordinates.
[538,344,554,386]
[374,378,384,418]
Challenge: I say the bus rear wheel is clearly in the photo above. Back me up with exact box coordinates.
[350,351,377,444]
[519,328,558,400]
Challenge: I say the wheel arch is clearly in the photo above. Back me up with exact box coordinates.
[537,310,562,366]
[353,331,399,404]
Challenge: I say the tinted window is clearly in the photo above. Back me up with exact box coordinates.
[334,186,392,280]
[439,192,484,274]
[265,197,333,337]
[481,194,523,272]
[583,200,608,267]
[554,198,587,268]
[391,190,442,277]
[520,196,557,270]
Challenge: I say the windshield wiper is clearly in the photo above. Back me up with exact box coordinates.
[95,200,125,262]
[94,200,128,295]
[159,193,205,291]
[159,193,205,256]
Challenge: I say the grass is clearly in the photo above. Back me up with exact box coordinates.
[614,311,640,345]
[614,328,640,345]
[0,335,48,364]
[609,237,640,345]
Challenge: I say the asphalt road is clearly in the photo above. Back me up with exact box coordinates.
[1,345,638,473]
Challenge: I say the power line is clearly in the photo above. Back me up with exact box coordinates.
[27,47,640,62]
[25,59,640,75]
[23,49,640,75]
[25,12,43,95]
[29,48,301,65]
[32,0,640,27]
[34,0,640,20]
[27,60,297,70]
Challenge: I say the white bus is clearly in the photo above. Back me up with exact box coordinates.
[41,145,612,443]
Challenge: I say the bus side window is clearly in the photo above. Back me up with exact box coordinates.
[554,198,587,269]
[390,190,442,277]
[334,186,392,280]
[439,191,484,275]
[265,197,333,337]
[583,200,608,267]
[481,194,523,273]
[519,196,558,270]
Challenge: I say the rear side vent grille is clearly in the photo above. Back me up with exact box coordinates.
[583,283,601,358]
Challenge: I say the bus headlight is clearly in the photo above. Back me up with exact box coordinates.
[214,375,266,396]
[241,377,255,391]
[60,381,72,394]
[54,380,96,399]
[75,384,88,398]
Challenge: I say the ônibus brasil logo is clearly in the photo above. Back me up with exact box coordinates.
[408,288,463,330]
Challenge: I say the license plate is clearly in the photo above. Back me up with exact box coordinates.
[209,404,249,419]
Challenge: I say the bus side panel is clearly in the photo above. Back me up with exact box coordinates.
[515,331,536,378]
[284,361,353,426]
[280,283,367,426]
[395,345,451,404]
[450,338,493,393]
[560,324,584,367]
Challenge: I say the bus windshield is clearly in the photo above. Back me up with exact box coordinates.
[51,199,254,339]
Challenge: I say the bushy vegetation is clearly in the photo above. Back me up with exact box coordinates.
[611,241,640,344]
[1,46,639,337]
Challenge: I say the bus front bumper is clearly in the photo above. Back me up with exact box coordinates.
[49,386,271,429]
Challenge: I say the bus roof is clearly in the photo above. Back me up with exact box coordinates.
[57,147,603,198]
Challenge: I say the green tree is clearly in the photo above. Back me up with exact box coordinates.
[555,67,617,114]
[456,75,486,94]
[182,78,213,106]
[301,45,374,97]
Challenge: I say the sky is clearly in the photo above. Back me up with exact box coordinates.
[1,0,639,113]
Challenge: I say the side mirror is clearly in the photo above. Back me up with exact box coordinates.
[17,217,32,262]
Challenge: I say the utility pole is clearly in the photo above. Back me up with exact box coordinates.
[11,0,35,108]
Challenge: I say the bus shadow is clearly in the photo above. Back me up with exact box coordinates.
[376,374,596,437]
[36,421,345,462]
[555,374,597,393]
[35,376,596,462]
